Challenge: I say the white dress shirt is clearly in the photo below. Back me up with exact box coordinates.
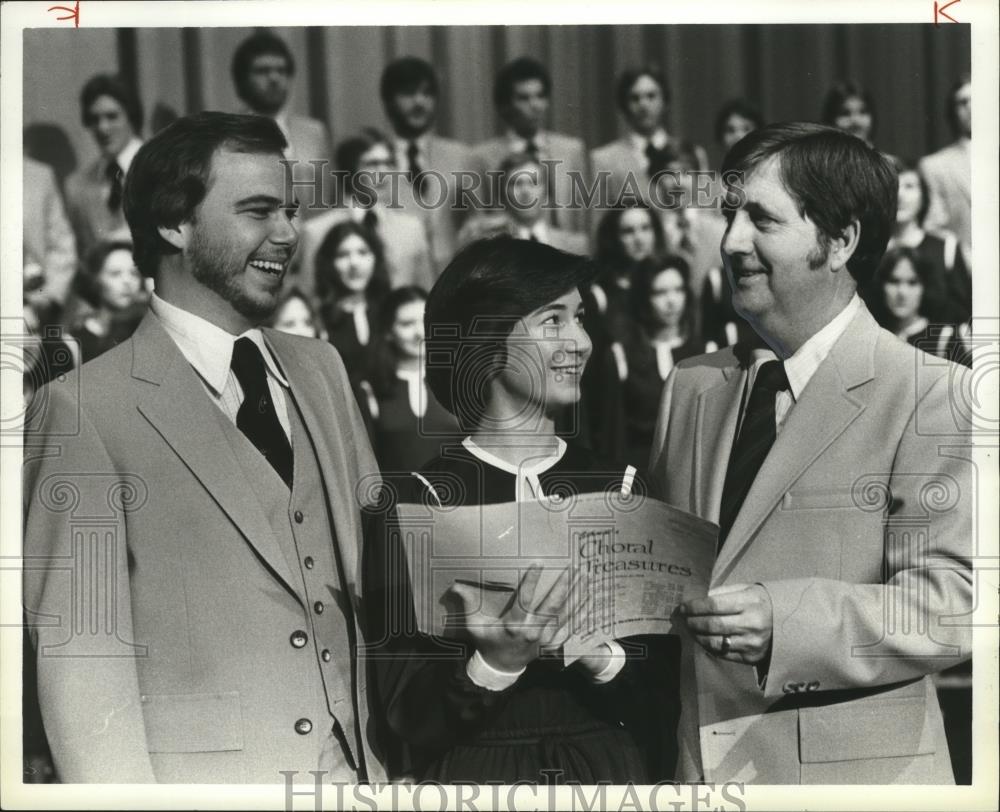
[150,294,292,440]
[743,294,863,435]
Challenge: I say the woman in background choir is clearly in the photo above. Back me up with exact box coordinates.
[367,237,678,784]
[356,286,459,473]
[313,220,390,382]
[822,80,877,148]
[866,245,970,367]
[592,203,667,342]
[612,256,704,469]
[887,156,971,326]
[269,286,325,339]
[70,240,146,364]
[713,98,764,156]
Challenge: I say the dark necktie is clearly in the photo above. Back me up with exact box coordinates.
[106,160,124,212]
[717,360,790,550]
[406,140,426,199]
[645,140,669,177]
[230,337,293,488]
[524,137,558,226]
[362,208,378,233]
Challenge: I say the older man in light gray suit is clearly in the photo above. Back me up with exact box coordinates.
[650,123,972,784]
[23,113,386,783]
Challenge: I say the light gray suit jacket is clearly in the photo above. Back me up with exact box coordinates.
[649,305,972,784]
[23,157,77,305]
[394,134,473,273]
[23,313,387,783]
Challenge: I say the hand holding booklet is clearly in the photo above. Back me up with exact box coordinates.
[390,493,717,661]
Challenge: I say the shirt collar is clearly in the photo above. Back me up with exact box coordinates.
[114,137,143,173]
[462,436,567,476]
[780,294,862,400]
[897,316,929,341]
[506,129,547,152]
[150,293,289,394]
[516,220,549,241]
[627,128,669,152]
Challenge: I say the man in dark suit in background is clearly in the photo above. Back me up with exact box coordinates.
[471,57,589,234]
[232,31,333,220]
[380,56,471,272]
[23,112,386,783]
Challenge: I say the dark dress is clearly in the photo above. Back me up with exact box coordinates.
[912,232,971,325]
[356,373,462,474]
[700,266,760,351]
[900,319,971,368]
[321,303,375,383]
[71,305,145,364]
[615,329,703,469]
[364,441,680,784]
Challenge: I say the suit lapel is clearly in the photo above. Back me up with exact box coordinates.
[713,307,878,582]
[130,314,302,600]
[695,365,747,521]
[265,331,364,592]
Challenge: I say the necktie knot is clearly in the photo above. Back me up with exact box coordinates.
[229,336,293,487]
[754,360,790,393]
[230,336,267,387]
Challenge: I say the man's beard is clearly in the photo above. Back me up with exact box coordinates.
[188,231,279,324]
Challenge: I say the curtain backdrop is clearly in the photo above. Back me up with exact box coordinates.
[24,24,970,180]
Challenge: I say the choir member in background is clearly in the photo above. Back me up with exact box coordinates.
[654,142,727,326]
[356,286,460,473]
[269,286,325,340]
[230,31,333,219]
[380,56,472,270]
[611,255,704,469]
[297,128,435,294]
[919,74,971,266]
[821,80,896,163]
[457,151,589,254]
[64,74,143,259]
[366,236,678,784]
[713,98,764,155]
[865,245,970,367]
[69,240,147,364]
[887,156,970,326]
[591,66,709,211]
[592,203,668,342]
[313,220,390,383]
[470,57,590,233]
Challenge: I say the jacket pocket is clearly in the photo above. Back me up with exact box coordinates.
[798,696,934,763]
[142,691,244,753]
[780,488,861,511]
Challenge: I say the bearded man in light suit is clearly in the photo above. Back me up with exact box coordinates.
[650,122,972,784]
[23,113,386,783]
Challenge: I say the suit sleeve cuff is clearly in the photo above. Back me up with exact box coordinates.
[466,650,525,691]
[589,640,628,684]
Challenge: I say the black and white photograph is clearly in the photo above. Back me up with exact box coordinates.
[1,1,996,809]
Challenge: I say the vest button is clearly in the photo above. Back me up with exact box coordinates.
[303,556,314,569]
[290,630,308,648]
[294,510,304,523]
[314,601,324,615]
[294,718,313,735]
[322,649,332,662]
